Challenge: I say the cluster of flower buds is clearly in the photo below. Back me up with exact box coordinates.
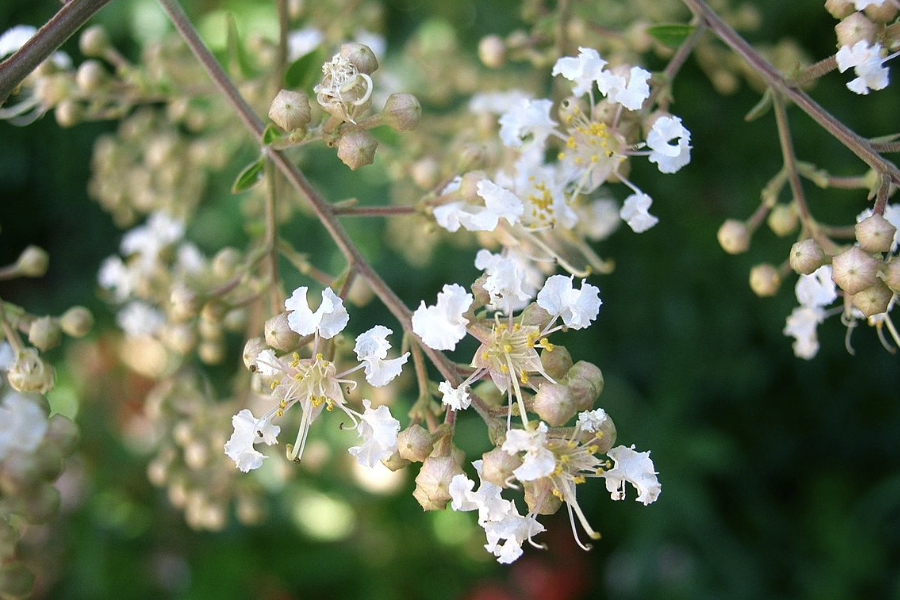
[0,387,79,599]
[143,374,266,530]
[266,42,421,170]
[826,0,900,95]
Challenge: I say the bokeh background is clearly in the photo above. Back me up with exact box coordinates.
[2,0,899,599]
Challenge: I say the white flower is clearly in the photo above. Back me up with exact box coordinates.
[784,306,825,360]
[597,66,651,111]
[0,391,48,461]
[854,0,884,8]
[285,287,349,339]
[502,423,556,481]
[483,511,545,564]
[0,343,13,371]
[512,157,579,230]
[536,275,602,330]
[97,256,134,301]
[224,409,281,472]
[857,205,900,252]
[475,250,533,312]
[411,284,473,350]
[120,212,185,262]
[576,408,608,433]
[287,27,324,60]
[433,180,524,233]
[620,192,659,233]
[469,90,532,114]
[552,47,609,96]
[449,473,478,511]
[795,266,837,308]
[836,41,890,95]
[602,444,661,505]
[347,399,400,468]
[439,381,471,411]
[116,302,164,337]
[0,25,71,68]
[255,349,281,377]
[647,115,692,174]
[354,325,409,387]
[498,98,557,148]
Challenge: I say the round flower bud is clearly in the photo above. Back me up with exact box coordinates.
[381,451,411,472]
[46,414,79,456]
[540,346,573,381]
[268,89,311,132]
[790,238,826,275]
[412,455,463,511]
[184,441,208,470]
[27,317,61,352]
[35,443,65,481]
[717,219,751,254]
[23,482,60,524]
[578,413,617,454]
[397,424,434,463]
[212,247,242,279]
[147,458,168,486]
[337,127,378,170]
[16,245,49,277]
[160,322,197,355]
[855,213,897,254]
[835,12,877,47]
[76,60,106,93]
[523,479,563,516]
[170,284,202,321]
[883,259,900,293]
[381,93,421,131]
[831,246,880,295]
[0,562,35,600]
[198,340,224,365]
[411,157,439,189]
[824,0,855,19]
[340,42,379,74]
[767,204,798,237]
[567,361,604,412]
[480,446,522,488]
[79,25,110,57]
[478,35,506,68]
[223,308,247,332]
[59,306,94,337]
[749,263,781,297]
[519,303,553,330]
[265,312,301,352]
[7,349,54,394]
[851,280,893,317]
[532,382,578,426]
[0,451,41,496]
[864,1,897,22]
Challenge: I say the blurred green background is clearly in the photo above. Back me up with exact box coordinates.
[2,0,900,599]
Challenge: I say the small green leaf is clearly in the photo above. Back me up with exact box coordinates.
[226,13,254,77]
[284,48,325,90]
[647,24,696,49]
[745,89,772,122]
[262,124,283,145]
[231,156,265,193]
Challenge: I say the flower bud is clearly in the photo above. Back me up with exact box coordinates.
[790,238,826,275]
[147,457,168,486]
[7,349,54,394]
[46,414,79,456]
[76,60,106,93]
[767,204,798,237]
[60,306,94,337]
[835,12,876,47]
[337,127,378,170]
[540,346,573,380]
[852,280,893,317]
[381,93,421,131]
[579,414,617,454]
[160,322,197,355]
[825,0,855,19]
[27,317,61,352]
[212,247,242,279]
[567,361,604,412]
[0,562,35,600]
[397,424,434,463]
[198,341,224,365]
[412,455,463,510]
[184,441,208,470]
[340,42,379,74]
[523,479,563,516]
[236,496,264,525]
[519,303,552,330]
[79,25,110,57]
[55,100,83,128]
[381,450,411,471]
[200,300,228,324]
[749,263,781,297]
[480,447,522,488]
[0,451,41,496]
[268,90,312,132]
[16,245,49,277]
[883,259,900,293]
[831,246,880,295]
[459,171,487,202]
[855,213,897,254]
[265,312,301,352]
[532,382,578,426]
[865,1,897,22]
[170,284,202,321]
[717,219,750,254]
[478,35,506,68]
[35,443,65,481]
[411,157,440,189]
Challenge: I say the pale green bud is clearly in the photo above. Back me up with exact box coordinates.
[27,316,61,352]
[790,238,826,275]
[852,280,893,317]
[397,424,434,463]
[749,263,782,297]
[855,213,896,254]
[831,246,879,295]
[337,127,378,170]
[60,306,94,337]
[717,219,750,254]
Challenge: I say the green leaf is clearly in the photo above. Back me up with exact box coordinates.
[226,13,254,77]
[284,48,325,90]
[262,124,283,145]
[744,89,772,122]
[231,156,265,193]
[647,24,696,49]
